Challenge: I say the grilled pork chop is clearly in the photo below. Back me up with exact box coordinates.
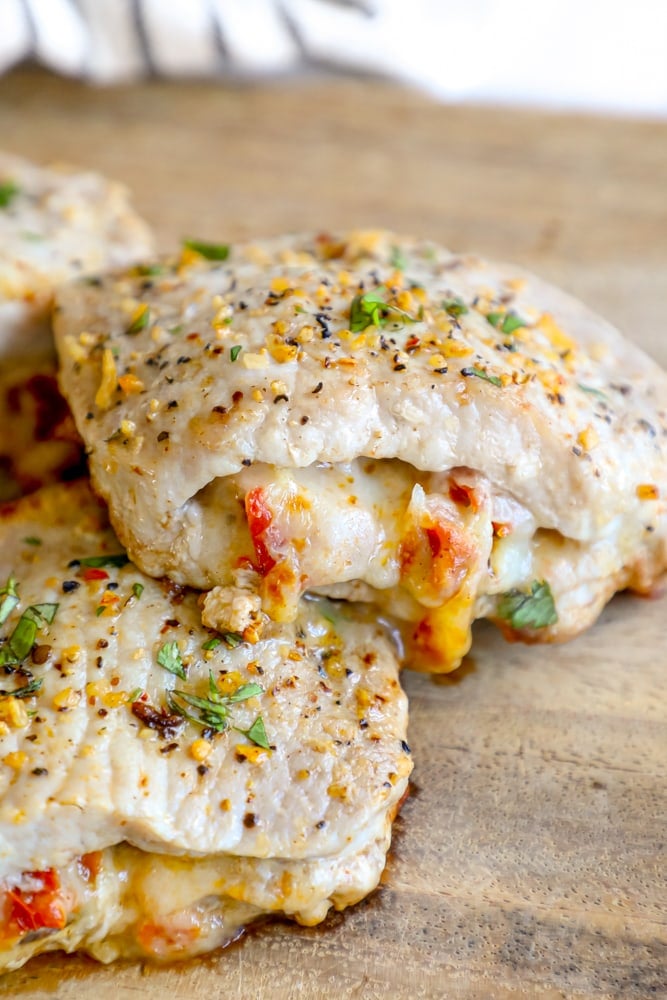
[53,231,667,669]
[0,151,153,360]
[0,481,410,970]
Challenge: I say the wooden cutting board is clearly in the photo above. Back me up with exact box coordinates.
[1,70,666,999]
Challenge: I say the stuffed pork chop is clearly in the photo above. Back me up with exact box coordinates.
[0,481,411,970]
[0,151,153,359]
[53,231,667,670]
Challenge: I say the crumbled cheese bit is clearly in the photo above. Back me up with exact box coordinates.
[120,419,136,438]
[118,373,145,395]
[53,687,80,710]
[577,426,599,451]
[190,738,212,762]
[637,484,659,501]
[267,335,299,364]
[270,275,292,294]
[63,335,88,363]
[0,698,29,729]
[62,646,81,663]
[3,751,27,770]
[94,348,118,410]
[242,349,270,370]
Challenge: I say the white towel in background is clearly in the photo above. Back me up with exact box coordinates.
[1,0,666,116]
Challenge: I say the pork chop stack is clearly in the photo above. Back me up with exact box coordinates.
[0,482,411,969]
[0,152,154,500]
[52,231,667,671]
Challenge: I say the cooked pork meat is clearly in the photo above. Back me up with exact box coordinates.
[53,231,667,669]
[0,151,153,359]
[0,481,411,970]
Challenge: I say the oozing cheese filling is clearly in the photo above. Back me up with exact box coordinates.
[0,826,394,971]
[177,457,657,671]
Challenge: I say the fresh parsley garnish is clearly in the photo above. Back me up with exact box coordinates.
[497,580,557,630]
[442,297,468,318]
[0,576,19,628]
[0,181,19,208]
[202,637,222,651]
[487,311,526,335]
[0,678,43,699]
[167,672,265,743]
[236,715,270,749]
[132,582,144,600]
[75,554,130,569]
[577,383,608,402]
[22,536,42,547]
[222,631,243,649]
[460,366,503,387]
[389,246,407,270]
[126,305,151,335]
[183,239,230,261]
[157,641,187,680]
[0,602,59,667]
[349,286,417,332]
[230,345,242,362]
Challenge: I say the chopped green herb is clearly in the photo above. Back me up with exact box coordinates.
[236,715,270,750]
[127,687,143,704]
[126,306,151,335]
[442,297,468,318]
[228,682,263,703]
[349,286,417,333]
[157,641,187,680]
[22,536,42,547]
[497,580,558,630]
[389,246,407,270]
[230,345,242,362]
[132,264,165,277]
[202,637,222,651]
[77,554,130,569]
[183,239,230,261]
[132,582,144,600]
[577,383,608,402]
[487,311,526,335]
[460,366,502,388]
[0,678,43,699]
[169,324,184,335]
[168,672,265,735]
[0,602,58,667]
[222,631,243,649]
[0,576,19,628]
[95,605,106,617]
[0,181,19,208]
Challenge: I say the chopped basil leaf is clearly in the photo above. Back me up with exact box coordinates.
[0,576,19,627]
[132,582,144,600]
[0,678,43,699]
[0,181,19,208]
[487,311,526,335]
[202,637,222,651]
[0,602,59,666]
[389,246,407,270]
[230,345,242,362]
[349,286,417,333]
[77,554,130,569]
[222,631,243,649]
[126,306,151,335]
[442,297,468,318]
[168,672,265,735]
[460,366,502,387]
[157,641,187,680]
[577,383,608,402]
[238,715,270,750]
[183,239,230,261]
[228,682,263,703]
[22,536,42,547]
[497,580,558,630]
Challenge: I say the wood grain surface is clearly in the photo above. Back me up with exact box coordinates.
[1,69,666,999]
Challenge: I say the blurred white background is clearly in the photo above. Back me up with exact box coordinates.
[1,0,666,116]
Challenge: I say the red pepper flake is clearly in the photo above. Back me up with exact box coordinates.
[83,568,109,582]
